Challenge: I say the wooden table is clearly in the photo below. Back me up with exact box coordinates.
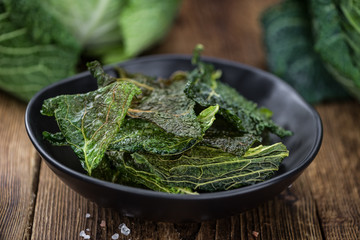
[1,0,359,239]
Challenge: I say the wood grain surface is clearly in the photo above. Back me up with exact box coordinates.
[0,93,40,240]
[0,0,359,239]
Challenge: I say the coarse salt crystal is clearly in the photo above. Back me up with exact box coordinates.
[111,233,119,239]
[85,213,91,218]
[79,230,86,237]
[119,223,130,236]
[80,230,91,239]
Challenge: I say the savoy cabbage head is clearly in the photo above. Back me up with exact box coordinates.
[0,0,181,101]
[261,0,360,103]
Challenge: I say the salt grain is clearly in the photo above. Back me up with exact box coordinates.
[111,233,119,239]
[79,230,91,239]
[85,213,91,218]
[79,230,86,237]
[119,223,131,236]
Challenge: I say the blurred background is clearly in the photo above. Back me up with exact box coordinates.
[1,0,359,104]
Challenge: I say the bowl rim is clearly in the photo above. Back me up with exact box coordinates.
[25,54,323,200]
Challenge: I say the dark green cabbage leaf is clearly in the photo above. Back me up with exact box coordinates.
[46,105,219,155]
[41,81,141,175]
[261,0,360,102]
[41,49,291,194]
[109,105,219,155]
[200,130,261,156]
[0,1,80,101]
[129,80,205,138]
[261,0,348,103]
[106,143,289,194]
[310,0,360,100]
[185,45,292,138]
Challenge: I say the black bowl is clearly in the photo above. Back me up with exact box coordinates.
[25,55,322,222]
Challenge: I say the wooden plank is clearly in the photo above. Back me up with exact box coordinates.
[30,162,94,240]
[186,177,323,240]
[0,92,40,240]
[147,0,279,69]
[247,179,323,239]
[31,163,325,240]
[31,162,183,240]
[306,102,360,239]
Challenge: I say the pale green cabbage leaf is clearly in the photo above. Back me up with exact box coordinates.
[0,0,181,101]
